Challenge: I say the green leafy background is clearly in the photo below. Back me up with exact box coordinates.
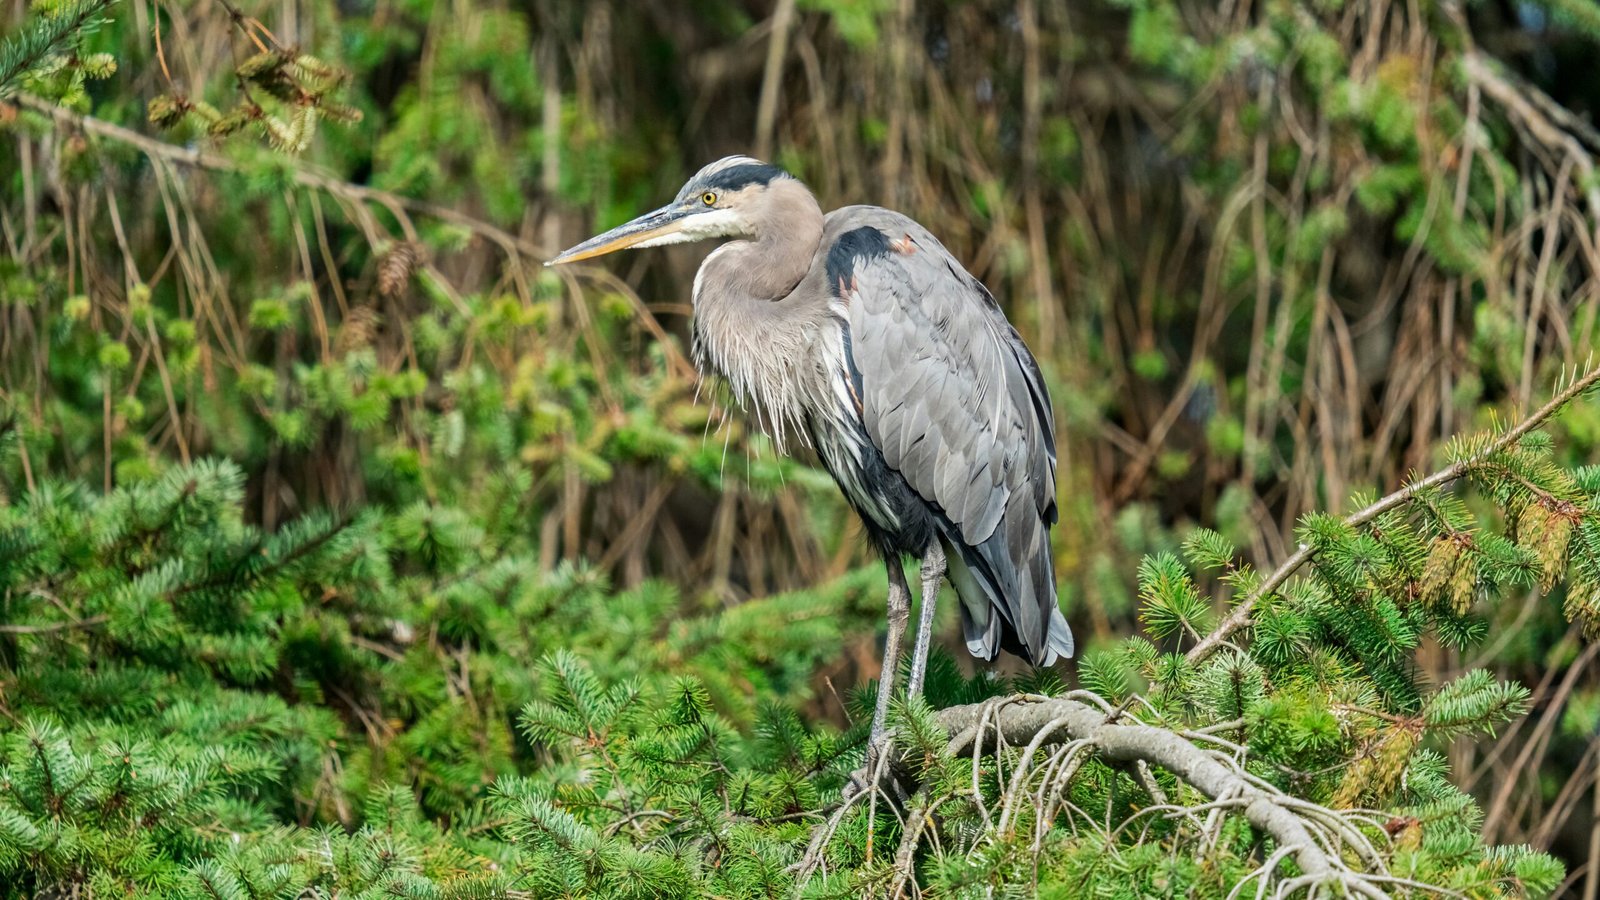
[4,0,1600,895]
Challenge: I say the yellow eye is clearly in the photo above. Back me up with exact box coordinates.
[701,192,717,206]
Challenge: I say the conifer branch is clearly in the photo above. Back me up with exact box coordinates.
[1186,363,1600,665]
[0,0,118,99]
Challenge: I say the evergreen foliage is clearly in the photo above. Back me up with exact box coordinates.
[0,0,117,100]
[0,459,883,896]
[2,405,1595,895]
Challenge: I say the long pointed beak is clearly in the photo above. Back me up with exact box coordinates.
[545,203,693,266]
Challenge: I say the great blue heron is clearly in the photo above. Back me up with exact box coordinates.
[549,156,1073,757]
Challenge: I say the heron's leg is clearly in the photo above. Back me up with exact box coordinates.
[868,560,912,756]
[908,542,946,698]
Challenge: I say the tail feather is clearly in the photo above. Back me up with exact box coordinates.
[1043,604,1075,663]
[940,524,1073,666]
[945,541,1001,659]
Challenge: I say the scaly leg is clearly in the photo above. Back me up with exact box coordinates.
[868,561,912,760]
[908,542,946,698]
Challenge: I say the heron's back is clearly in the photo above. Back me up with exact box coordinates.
[800,205,1073,665]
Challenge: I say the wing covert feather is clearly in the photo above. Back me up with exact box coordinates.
[844,230,1045,546]
[825,207,1070,664]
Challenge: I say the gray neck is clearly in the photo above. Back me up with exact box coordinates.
[691,180,830,447]
[698,183,824,302]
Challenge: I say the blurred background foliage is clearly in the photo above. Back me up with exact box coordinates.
[6,0,1600,893]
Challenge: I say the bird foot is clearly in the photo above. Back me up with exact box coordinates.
[841,769,869,805]
[842,736,911,808]
[842,768,909,808]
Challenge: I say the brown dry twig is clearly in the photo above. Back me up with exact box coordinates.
[0,614,109,634]
[1463,51,1600,244]
[6,91,694,380]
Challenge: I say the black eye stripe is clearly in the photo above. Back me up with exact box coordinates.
[700,163,785,193]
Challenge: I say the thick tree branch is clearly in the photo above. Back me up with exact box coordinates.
[937,696,1391,897]
[1185,363,1600,665]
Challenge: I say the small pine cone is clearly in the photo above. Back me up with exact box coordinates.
[147,94,190,128]
[1565,578,1600,640]
[1448,555,1478,615]
[1529,499,1579,591]
[378,242,419,298]
[237,50,287,80]
[336,306,380,356]
[1330,754,1373,809]
[1418,536,1462,606]
[1371,727,1418,800]
[1332,726,1418,809]
[1418,533,1478,614]
[318,101,364,124]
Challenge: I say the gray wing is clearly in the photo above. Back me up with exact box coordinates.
[828,207,1072,664]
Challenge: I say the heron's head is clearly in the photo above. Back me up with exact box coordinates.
[547,156,802,266]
